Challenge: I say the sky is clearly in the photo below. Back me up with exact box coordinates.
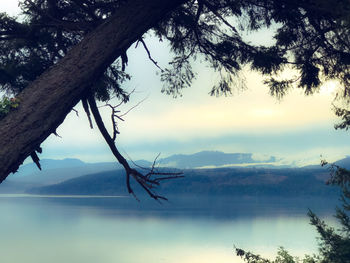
[2,1,350,166]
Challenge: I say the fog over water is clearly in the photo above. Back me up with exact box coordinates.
[0,2,346,263]
[0,195,338,263]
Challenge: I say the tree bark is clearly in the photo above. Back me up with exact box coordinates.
[0,0,185,181]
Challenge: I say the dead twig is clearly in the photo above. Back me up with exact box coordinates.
[118,97,147,118]
[136,38,163,71]
[98,93,147,141]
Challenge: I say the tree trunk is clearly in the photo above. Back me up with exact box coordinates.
[0,0,185,181]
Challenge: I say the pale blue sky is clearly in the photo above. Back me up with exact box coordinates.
[2,1,350,165]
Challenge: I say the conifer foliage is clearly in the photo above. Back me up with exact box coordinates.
[0,0,349,198]
[235,162,350,263]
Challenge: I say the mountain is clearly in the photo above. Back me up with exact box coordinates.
[4,151,349,195]
[4,151,279,189]
[158,151,277,168]
[10,159,120,183]
[28,169,128,196]
[302,156,350,170]
[1,158,152,194]
[14,158,86,176]
[27,166,338,198]
[1,159,119,193]
[335,156,350,169]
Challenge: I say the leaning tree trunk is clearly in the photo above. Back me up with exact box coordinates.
[0,0,185,182]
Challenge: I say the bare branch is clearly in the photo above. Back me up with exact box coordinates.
[153,174,184,182]
[104,103,120,141]
[98,94,147,141]
[87,93,183,201]
[72,108,79,117]
[82,98,93,129]
[124,151,151,171]
[137,38,163,71]
[151,152,161,171]
[118,97,147,118]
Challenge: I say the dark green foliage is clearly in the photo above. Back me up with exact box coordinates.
[236,161,350,263]
[250,47,286,75]
[160,56,195,97]
[0,96,20,120]
[28,167,340,198]
[157,0,349,97]
[308,210,350,262]
[235,247,312,263]
[1,0,350,207]
[264,78,295,100]
[0,0,349,101]
[0,0,129,101]
[312,162,350,262]
[334,107,350,131]
[209,73,234,97]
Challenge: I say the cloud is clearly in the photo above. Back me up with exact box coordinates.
[115,68,337,144]
[1,4,345,165]
[37,52,342,164]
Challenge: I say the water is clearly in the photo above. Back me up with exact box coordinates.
[0,195,338,263]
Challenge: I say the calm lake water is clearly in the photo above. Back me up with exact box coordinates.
[0,195,339,263]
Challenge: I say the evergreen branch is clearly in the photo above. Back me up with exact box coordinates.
[200,0,238,34]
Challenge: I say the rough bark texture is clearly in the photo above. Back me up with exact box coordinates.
[0,0,185,181]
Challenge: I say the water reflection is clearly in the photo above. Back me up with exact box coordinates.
[0,195,337,263]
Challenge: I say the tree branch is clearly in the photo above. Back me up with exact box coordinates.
[30,151,41,171]
[136,38,163,71]
[82,98,93,129]
[0,0,186,181]
[87,93,183,201]
[104,102,121,141]
[200,0,238,34]
[24,0,99,31]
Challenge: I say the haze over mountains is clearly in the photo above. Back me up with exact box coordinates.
[157,151,277,168]
[27,166,339,198]
[16,151,279,175]
[1,151,349,197]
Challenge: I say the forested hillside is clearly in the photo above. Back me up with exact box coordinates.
[28,167,339,198]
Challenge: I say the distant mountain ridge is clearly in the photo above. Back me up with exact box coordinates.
[3,152,350,195]
[16,158,86,176]
[12,152,350,177]
[158,151,277,168]
[13,151,279,179]
[13,158,152,179]
[335,156,350,169]
[1,159,122,194]
[302,156,350,170]
[27,166,339,198]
